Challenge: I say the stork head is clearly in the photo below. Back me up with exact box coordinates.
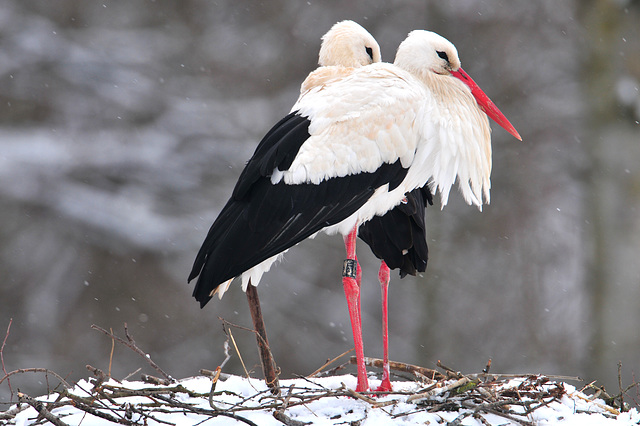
[394,30,461,76]
[394,30,521,141]
[319,20,382,67]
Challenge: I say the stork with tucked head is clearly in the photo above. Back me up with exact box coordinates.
[319,20,381,67]
[307,22,434,392]
[189,28,520,393]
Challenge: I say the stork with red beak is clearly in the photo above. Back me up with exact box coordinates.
[303,22,435,392]
[189,29,520,393]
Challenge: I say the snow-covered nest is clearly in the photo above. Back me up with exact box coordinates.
[3,367,639,426]
[1,324,638,425]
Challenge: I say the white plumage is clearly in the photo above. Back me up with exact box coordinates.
[274,31,493,245]
[190,24,520,393]
[288,32,492,208]
[201,30,511,297]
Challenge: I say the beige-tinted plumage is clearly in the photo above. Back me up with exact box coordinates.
[213,21,382,299]
[285,31,498,217]
[319,20,381,66]
[300,20,381,94]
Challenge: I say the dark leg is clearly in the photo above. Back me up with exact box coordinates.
[246,282,280,394]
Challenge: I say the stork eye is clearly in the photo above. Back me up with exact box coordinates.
[365,46,374,60]
[436,50,449,61]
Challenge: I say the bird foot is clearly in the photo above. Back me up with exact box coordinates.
[375,379,393,393]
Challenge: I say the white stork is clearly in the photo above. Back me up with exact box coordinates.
[302,21,434,392]
[189,29,520,392]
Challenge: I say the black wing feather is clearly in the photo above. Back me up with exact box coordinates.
[358,185,433,278]
[233,112,310,200]
[190,113,311,281]
[189,112,409,307]
[191,162,407,307]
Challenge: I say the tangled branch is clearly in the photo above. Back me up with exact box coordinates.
[1,322,636,425]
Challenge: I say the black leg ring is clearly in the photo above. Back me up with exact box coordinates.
[342,259,357,279]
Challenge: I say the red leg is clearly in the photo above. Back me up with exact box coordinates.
[355,255,362,331]
[376,261,392,392]
[342,225,369,392]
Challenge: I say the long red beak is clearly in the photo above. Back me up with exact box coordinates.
[451,67,522,141]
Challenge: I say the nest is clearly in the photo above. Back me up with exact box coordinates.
[1,323,637,425]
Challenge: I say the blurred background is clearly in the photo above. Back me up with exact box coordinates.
[2,0,639,404]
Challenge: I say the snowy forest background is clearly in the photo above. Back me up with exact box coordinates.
[1,0,639,403]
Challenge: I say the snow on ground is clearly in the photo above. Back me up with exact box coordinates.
[5,373,640,426]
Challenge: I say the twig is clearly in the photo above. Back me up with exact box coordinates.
[108,327,115,378]
[206,366,222,409]
[220,334,232,369]
[61,391,137,425]
[281,384,295,410]
[313,361,349,378]
[460,399,535,426]
[218,317,260,334]
[141,374,172,386]
[90,324,174,383]
[349,356,445,381]
[436,360,463,379]
[17,392,70,426]
[483,358,492,374]
[200,368,231,380]
[634,371,639,407]
[98,383,208,399]
[471,372,582,382]
[153,393,260,426]
[86,364,109,388]
[201,336,232,408]
[407,377,470,402]
[126,404,175,425]
[579,380,599,395]
[448,410,473,425]
[522,396,558,416]
[74,380,134,421]
[0,403,28,420]
[227,327,251,380]
[345,386,378,404]
[217,315,279,387]
[308,348,354,378]
[273,389,346,410]
[124,323,173,382]
[569,390,621,415]
[0,368,71,389]
[273,410,311,426]
[122,367,142,381]
[618,361,624,410]
[345,387,396,408]
[218,318,275,393]
[1,318,12,397]
[608,381,640,408]
[474,412,493,426]
[292,374,330,390]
